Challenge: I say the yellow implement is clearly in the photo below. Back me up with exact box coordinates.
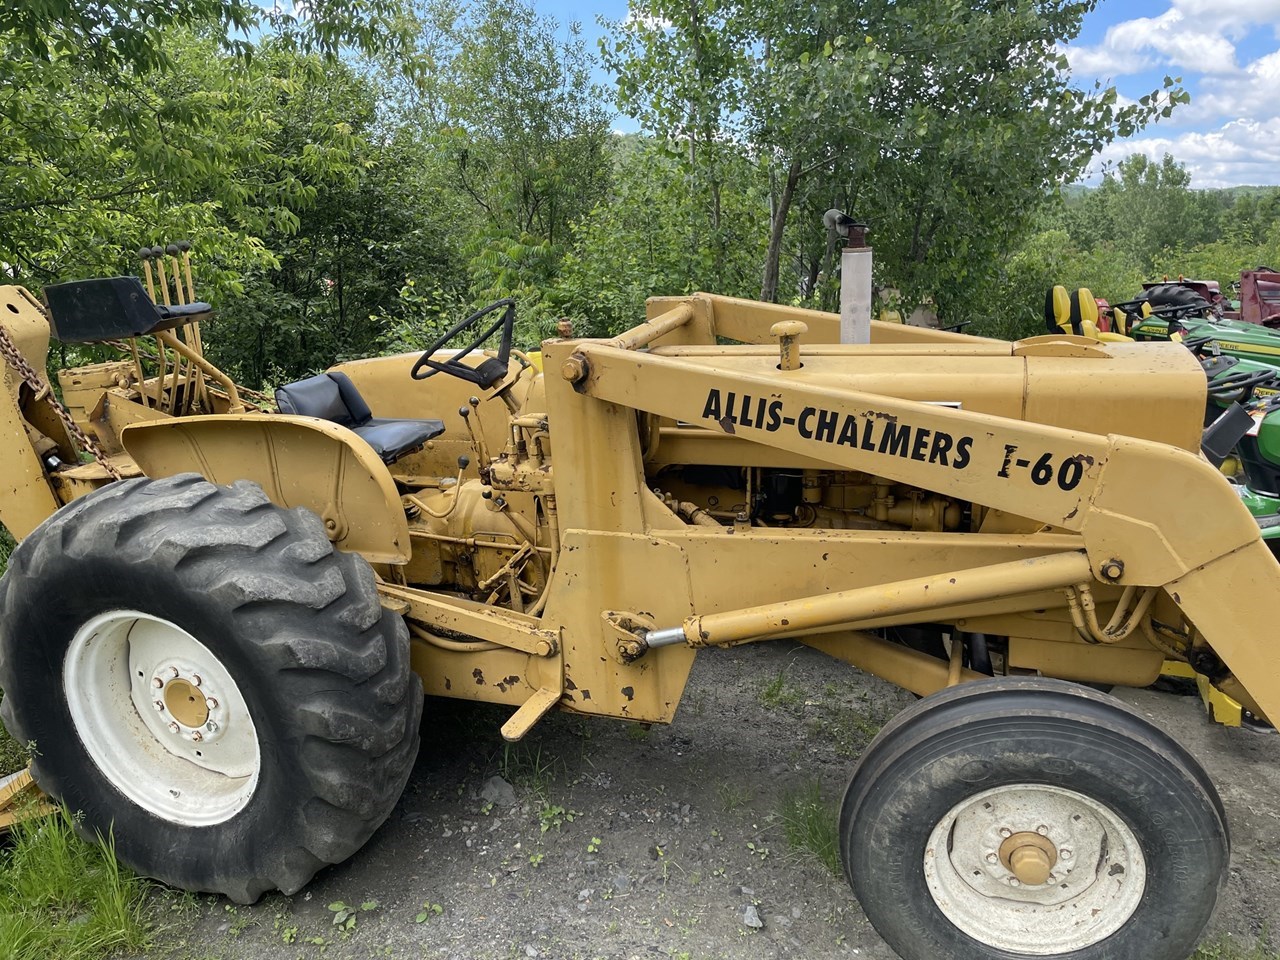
[0,768,55,832]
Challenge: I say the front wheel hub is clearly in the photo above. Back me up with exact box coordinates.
[923,783,1147,954]
[1000,831,1058,886]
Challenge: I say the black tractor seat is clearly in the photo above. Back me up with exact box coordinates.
[44,276,211,343]
[274,371,444,464]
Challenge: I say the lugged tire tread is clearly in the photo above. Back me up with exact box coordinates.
[0,474,422,901]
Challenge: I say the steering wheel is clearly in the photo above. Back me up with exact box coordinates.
[1182,335,1217,358]
[410,299,516,386]
[1207,367,1277,404]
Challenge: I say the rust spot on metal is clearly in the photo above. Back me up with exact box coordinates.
[718,415,736,434]
[1172,592,1181,603]
[621,686,635,701]
[472,668,484,685]
[781,618,790,626]
[949,578,956,584]
[565,676,577,691]
[581,689,591,701]
[1064,506,1078,521]
[870,410,898,423]
[444,677,451,691]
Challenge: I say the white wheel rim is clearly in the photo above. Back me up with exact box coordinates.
[63,610,261,826]
[923,784,1147,954]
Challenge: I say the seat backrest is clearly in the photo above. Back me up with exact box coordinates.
[44,276,191,343]
[274,372,372,427]
[1068,287,1099,338]
[1044,285,1071,334]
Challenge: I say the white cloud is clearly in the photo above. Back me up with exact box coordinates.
[1185,50,1280,122]
[1088,118,1280,187]
[1066,1,1280,185]
[1175,0,1280,21]
[1063,44,1151,78]
[1064,0,1261,80]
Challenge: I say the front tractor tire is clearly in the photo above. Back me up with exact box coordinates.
[840,678,1228,960]
[0,474,422,902]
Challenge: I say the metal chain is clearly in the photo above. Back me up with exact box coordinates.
[0,321,124,480]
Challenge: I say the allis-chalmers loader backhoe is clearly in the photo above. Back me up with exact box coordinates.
[0,251,1277,960]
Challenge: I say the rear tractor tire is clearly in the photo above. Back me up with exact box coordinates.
[0,474,422,902]
[840,677,1228,960]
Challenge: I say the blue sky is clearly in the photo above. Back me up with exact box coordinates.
[532,0,1280,188]
[1064,0,1280,187]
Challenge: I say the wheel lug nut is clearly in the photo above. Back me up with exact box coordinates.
[191,675,202,687]
[153,700,165,711]
[1009,878,1020,886]
[191,731,203,742]
[168,722,180,734]
[1048,874,1057,883]
[205,721,218,733]
[168,666,179,678]
[152,677,164,689]
[1036,824,1049,835]
[999,827,1012,838]
[1060,849,1072,860]
[205,697,218,710]
[985,853,998,864]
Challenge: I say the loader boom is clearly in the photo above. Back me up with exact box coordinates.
[541,303,1280,724]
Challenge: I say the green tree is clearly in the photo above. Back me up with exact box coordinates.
[204,49,466,385]
[1074,154,1219,270]
[601,0,751,292]
[383,0,613,338]
[0,0,412,290]
[2,0,409,74]
[606,0,1187,319]
[551,134,768,336]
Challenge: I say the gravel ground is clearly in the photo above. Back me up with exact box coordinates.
[145,642,1280,960]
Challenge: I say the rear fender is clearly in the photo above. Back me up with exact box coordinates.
[121,414,410,564]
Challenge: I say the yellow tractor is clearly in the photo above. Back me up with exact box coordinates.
[0,250,1276,959]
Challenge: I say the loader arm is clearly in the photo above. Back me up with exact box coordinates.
[555,339,1280,722]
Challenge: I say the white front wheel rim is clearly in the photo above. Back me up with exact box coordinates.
[923,783,1147,954]
[63,610,261,826]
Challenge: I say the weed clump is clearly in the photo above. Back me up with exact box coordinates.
[0,807,151,960]
[778,780,841,876]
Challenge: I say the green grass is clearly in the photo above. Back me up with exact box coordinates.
[759,669,803,710]
[0,808,152,960]
[0,527,151,960]
[808,690,898,760]
[1194,934,1280,960]
[778,780,841,876]
[498,741,563,796]
[0,527,24,777]
[0,692,27,777]
[0,525,12,574]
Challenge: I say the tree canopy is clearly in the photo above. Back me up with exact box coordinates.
[0,0,1222,385]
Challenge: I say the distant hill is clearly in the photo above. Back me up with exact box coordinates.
[1063,183,1277,200]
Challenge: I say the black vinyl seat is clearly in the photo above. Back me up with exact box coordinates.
[275,371,445,464]
[44,276,211,343]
